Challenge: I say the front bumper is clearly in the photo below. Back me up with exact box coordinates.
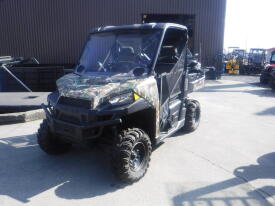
[42,103,122,143]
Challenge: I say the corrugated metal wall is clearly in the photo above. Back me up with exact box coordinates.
[0,0,226,65]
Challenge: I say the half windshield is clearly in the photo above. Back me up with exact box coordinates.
[78,29,162,74]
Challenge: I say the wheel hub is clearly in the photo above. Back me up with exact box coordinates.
[129,142,146,171]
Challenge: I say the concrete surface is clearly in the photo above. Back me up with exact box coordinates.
[0,76,275,206]
[221,74,262,84]
[0,92,49,113]
[0,109,45,124]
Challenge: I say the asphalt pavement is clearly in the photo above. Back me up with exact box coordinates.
[0,75,275,206]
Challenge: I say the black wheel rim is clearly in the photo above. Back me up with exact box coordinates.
[129,142,147,171]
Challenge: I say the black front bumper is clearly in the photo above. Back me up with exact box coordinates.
[42,103,123,143]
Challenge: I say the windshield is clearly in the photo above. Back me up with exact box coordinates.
[251,49,265,54]
[78,29,162,74]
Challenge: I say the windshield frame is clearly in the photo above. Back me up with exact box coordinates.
[75,28,164,76]
[150,25,189,75]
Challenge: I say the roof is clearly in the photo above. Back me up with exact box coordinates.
[250,48,266,51]
[90,23,188,34]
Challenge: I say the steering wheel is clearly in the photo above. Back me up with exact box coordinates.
[139,52,151,65]
[109,61,136,73]
[128,65,148,76]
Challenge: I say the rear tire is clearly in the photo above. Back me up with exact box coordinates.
[269,79,275,91]
[37,120,72,155]
[260,76,267,84]
[111,128,152,183]
[183,99,201,132]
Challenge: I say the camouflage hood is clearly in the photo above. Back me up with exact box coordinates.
[56,73,159,109]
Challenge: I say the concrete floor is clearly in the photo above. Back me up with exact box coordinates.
[0,92,49,113]
[0,76,275,206]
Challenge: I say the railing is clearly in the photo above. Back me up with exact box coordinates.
[0,56,40,92]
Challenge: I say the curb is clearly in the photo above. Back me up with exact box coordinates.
[0,109,45,124]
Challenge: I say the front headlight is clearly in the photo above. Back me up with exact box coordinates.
[109,92,134,106]
[108,92,141,106]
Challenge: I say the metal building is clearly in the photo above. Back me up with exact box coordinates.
[0,0,226,67]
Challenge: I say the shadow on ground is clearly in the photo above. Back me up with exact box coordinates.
[199,82,275,98]
[172,152,275,206]
[0,134,125,203]
[203,82,250,90]
[256,107,275,116]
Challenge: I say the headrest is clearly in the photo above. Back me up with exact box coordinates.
[117,47,135,61]
[160,46,176,57]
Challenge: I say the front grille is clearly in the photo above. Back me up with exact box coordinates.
[58,96,91,109]
[56,109,97,124]
[55,122,76,135]
[59,113,80,124]
[82,127,101,138]
[97,115,112,121]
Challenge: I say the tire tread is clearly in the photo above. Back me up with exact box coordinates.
[112,128,152,182]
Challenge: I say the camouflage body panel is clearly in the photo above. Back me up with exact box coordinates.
[56,73,160,136]
[134,76,160,136]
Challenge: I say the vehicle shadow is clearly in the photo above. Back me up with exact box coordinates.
[199,83,275,98]
[202,82,250,90]
[172,152,275,206]
[256,107,275,116]
[0,134,125,203]
[249,82,271,88]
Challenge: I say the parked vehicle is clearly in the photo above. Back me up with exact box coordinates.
[232,49,248,75]
[244,48,266,75]
[260,51,275,84]
[225,49,246,75]
[265,47,275,63]
[37,23,203,182]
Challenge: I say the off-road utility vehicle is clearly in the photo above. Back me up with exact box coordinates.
[260,51,275,84]
[244,48,266,74]
[37,23,202,182]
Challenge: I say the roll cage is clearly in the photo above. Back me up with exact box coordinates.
[79,23,188,76]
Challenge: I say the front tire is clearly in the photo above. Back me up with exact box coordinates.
[183,99,201,132]
[111,128,152,183]
[37,119,72,155]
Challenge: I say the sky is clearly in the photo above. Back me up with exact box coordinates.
[224,0,275,52]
